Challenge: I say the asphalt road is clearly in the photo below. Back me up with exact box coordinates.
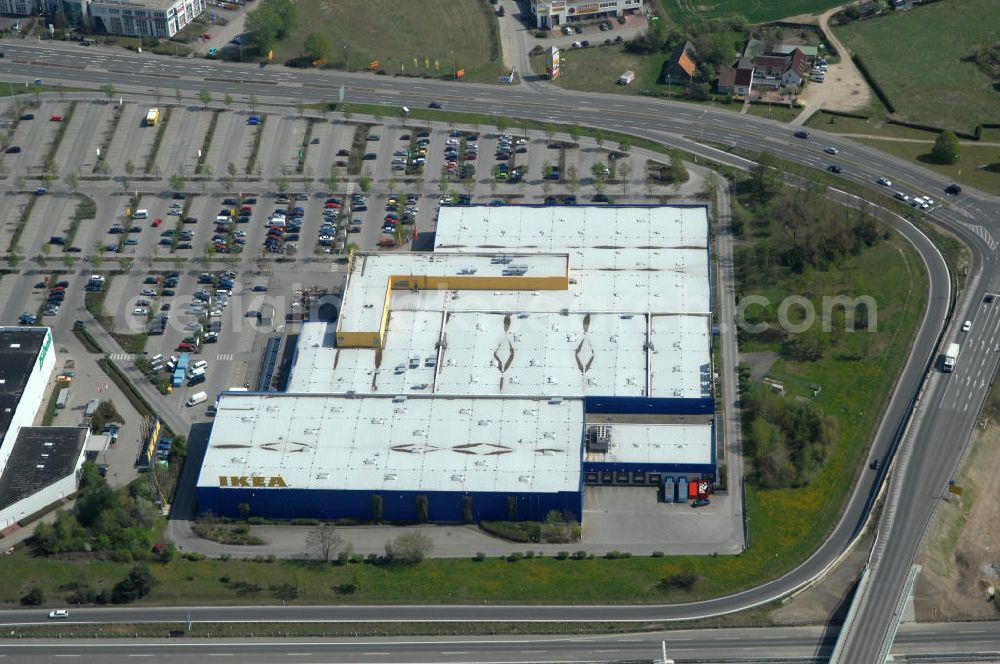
[0,621,998,663]
[1,40,998,658]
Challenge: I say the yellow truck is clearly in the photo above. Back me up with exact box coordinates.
[145,108,160,126]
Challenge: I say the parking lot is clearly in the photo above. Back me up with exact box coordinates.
[0,92,706,446]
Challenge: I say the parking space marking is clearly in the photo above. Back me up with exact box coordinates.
[216,353,234,361]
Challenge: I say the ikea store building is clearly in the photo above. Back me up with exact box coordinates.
[195,205,717,523]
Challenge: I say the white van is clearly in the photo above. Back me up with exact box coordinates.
[166,361,176,373]
[151,354,164,364]
[188,367,205,379]
[186,391,208,407]
[191,360,208,371]
[131,209,148,219]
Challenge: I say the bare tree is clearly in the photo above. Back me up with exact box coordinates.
[306,523,345,563]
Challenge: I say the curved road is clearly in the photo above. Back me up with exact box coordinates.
[0,40,997,658]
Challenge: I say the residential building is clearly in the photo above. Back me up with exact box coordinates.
[663,41,698,83]
[527,0,643,29]
[744,47,809,89]
[717,65,754,95]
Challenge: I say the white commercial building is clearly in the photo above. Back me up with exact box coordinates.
[528,0,643,29]
[88,0,204,38]
[0,328,89,532]
[202,205,716,523]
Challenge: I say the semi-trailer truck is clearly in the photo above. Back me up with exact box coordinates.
[943,342,959,372]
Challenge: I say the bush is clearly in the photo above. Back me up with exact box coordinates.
[651,551,664,557]
[21,587,44,605]
[473,552,486,562]
[556,551,570,560]
[572,550,588,560]
[111,564,155,604]
[604,550,623,559]
[660,570,699,592]
[507,552,524,562]
[349,554,364,564]
[384,531,434,564]
[184,552,207,561]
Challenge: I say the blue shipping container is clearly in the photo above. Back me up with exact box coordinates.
[663,478,675,503]
[678,476,689,501]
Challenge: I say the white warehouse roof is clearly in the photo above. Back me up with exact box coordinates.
[197,393,584,494]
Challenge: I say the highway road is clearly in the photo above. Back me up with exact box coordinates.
[1,40,999,658]
[0,622,998,663]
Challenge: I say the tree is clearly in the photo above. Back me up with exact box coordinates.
[169,172,186,194]
[384,531,433,564]
[174,88,182,105]
[124,160,135,177]
[566,165,579,194]
[224,93,233,110]
[226,161,237,189]
[670,149,688,184]
[274,175,288,194]
[111,564,155,604]
[249,95,258,115]
[64,171,79,193]
[618,138,631,154]
[359,172,372,195]
[327,167,340,192]
[568,124,581,144]
[244,0,298,52]
[594,129,605,150]
[544,124,555,142]
[303,32,330,61]
[102,83,115,103]
[199,89,212,110]
[618,160,631,194]
[495,116,509,137]
[931,130,960,165]
[306,523,345,562]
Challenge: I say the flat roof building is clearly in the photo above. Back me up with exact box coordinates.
[196,393,584,522]
[528,0,644,29]
[0,328,89,532]
[201,205,716,523]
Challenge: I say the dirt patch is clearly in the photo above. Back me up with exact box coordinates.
[741,350,780,383]
[771,528,874,625]
[914,419,1000,620]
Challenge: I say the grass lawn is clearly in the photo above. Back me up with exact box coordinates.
[805,113,1000,194]
[744,103,802,123]
[835,0,1000,134]
[529,46,667,95]
[660,0,843,23]
[271,0,501,84]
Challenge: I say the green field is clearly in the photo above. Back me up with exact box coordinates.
[836,0,1000,134]
[271,0,502,83]
[661,0,843,23]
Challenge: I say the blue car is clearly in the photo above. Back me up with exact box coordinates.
[247,115,260,126]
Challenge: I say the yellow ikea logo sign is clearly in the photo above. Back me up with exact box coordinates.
[219,476,289,488]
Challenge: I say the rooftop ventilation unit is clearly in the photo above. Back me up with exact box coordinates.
[587,424,611,453]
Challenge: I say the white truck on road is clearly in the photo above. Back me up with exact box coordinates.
[943,342,959,372]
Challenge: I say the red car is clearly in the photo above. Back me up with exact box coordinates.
[177,342,197,351]
[152,218,163,227]
[50,115,63,122]
[335,160,349,167]
[323,201,341,209]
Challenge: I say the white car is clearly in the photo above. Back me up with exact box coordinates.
[48,610,69,619]
[878,177,892,186]
[132,307,148,315]
[962,320,972,332]
[824,146,839,155]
